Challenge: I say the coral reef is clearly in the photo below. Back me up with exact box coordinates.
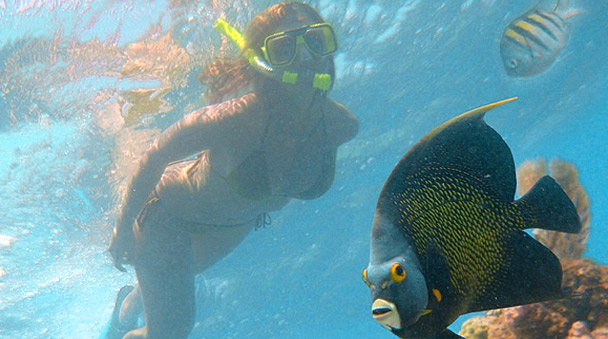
[459,158,607,339]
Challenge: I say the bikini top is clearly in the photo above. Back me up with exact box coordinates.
[225,109,335,201]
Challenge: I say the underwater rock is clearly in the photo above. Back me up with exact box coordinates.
[459,159,607,339]
[457,311,504,339]
[590,327,608,338]
[460,258,608,338]
[567,321,592,339]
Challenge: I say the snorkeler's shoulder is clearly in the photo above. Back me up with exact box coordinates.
[323,97,359,144]
[213,93,261,118]
[173,93,265,150]
[186,93,264,129]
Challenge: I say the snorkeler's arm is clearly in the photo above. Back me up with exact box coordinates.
[324,98,359,145]
[110,95,258,268]
[116,97,258,228]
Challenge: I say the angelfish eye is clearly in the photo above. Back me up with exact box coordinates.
[362,268,371,286]
[509,59,518,69]
[390,263,406,283]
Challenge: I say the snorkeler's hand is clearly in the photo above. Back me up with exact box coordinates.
[107,222,135,272]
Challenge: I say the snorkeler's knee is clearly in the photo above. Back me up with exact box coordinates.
[145,318,194,339]
[122,327,146,339]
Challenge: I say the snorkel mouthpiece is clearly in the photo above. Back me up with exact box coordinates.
[313,73,331,91]
[213,18,332,91]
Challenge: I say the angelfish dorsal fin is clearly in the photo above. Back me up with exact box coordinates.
[438,97,518,126]
[378,97,519,219]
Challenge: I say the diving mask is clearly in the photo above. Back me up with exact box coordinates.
[262,22,338,67]
[213,18,334,91]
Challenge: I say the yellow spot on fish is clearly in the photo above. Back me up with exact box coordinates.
[362,269,371,287]
[419,309,432,317]
[432,288,442,302]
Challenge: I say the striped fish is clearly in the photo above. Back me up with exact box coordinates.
[500,0,582,77]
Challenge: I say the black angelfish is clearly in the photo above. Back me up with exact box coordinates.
[362,97,581,339]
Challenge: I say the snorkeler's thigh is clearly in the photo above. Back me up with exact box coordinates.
[190,221,255,273]
[133,200,193,267]
[132,202,196,338]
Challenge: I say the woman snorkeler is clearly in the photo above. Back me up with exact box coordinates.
[103,2,358,338]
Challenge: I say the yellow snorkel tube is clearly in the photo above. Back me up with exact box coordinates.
[213,18,332,91]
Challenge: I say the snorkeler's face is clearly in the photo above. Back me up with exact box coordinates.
[262,22,337,68]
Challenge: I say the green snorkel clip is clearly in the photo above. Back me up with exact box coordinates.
[213,18,332,91]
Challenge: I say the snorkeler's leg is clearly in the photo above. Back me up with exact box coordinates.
[124,214,195,339]
[119,283,143,326]
[190,221,255,273]
[100,285,136,339]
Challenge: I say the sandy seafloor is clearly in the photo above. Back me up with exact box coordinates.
[0,0,606,338]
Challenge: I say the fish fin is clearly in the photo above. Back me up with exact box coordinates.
[439,98,518,203]
[550,0,584,19]
[553,0,569,13]
[433,329,465,339]
[535,0,560,12]
[424,243,452,288]
[442,97,517,124]
[468,231,563,312]
[379,98,519,216]
[423,242,455,304]
[561,8,584,20]
[515,175,581,233]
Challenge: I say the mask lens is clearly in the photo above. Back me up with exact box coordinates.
[263,23,337,67]
[304,25,337,55]
[266,35,296,66]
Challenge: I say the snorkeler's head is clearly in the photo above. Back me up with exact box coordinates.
[243,2,336,90]
[204,2,336,103]
[244,2,325,48]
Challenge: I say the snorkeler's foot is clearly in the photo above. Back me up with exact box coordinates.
[100,285,136,339]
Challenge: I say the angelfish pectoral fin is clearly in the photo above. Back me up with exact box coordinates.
[419,308,432,316]
[372,299,402,330]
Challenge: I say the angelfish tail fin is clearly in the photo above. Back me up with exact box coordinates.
[516,175,581,233]
[434,329,465,339]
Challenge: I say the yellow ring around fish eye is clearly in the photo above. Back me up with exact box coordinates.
[362,268,371,286]
[390,263,406,283]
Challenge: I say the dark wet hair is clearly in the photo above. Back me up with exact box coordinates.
[200,2,335,104]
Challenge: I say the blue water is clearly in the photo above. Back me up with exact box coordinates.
[0,0,606,338]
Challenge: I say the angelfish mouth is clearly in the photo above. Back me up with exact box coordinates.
[372,307,392,316]
[371,298,402,331]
